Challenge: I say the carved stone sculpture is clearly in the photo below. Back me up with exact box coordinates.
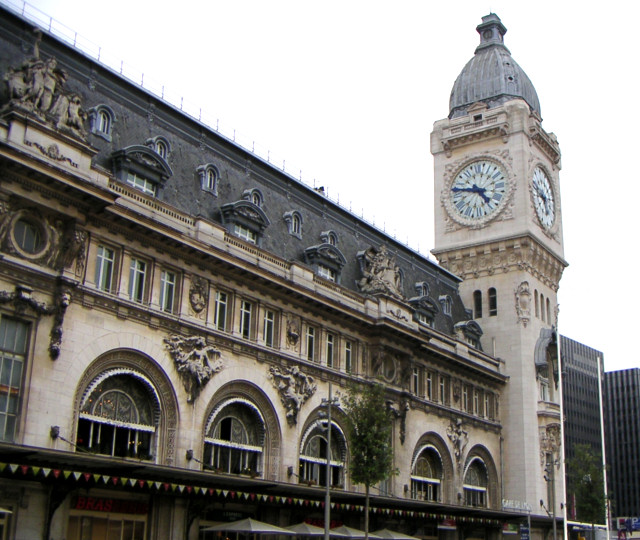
[286,317,300,349]
[268,365,316,426]
[357,245,403,299]
[446,418,468,467]
[539,423,562,467]
[386,399,409,445]
[515,280,532,327]
[0,282,71,359]
[188,276,208,314]
[164,335,223,403]
[2,30,87,139]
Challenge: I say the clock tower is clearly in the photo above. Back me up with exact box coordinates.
[431,14,568,520]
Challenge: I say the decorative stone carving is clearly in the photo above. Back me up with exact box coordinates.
[0,282,71,359]
[164,335,223,403]
[286,317,300,349]
[59,227,87,277]
[2,31,87,139]
[515,281,532,327]
[446,418,468,467]
[387,399,409,445]
[188,276,208,314]
[539,423,562,467]
[357,245,403,299]
[0,207,63,268]
[268,365,316,426]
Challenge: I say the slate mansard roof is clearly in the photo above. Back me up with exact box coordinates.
[449,13,541,119]
[0,5,474,339]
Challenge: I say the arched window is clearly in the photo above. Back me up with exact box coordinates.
[197,164,219,195]
[540,294,546,322]
[155,140,168,159]
[411,445,443,501]
[463,458,488,507]
[546,298,551,325]
[203,398,265,476]
[488,288,497,316]
[242,188,264,208]
[89,105,116,141]
[76,371,160,460]
[535,290,540,318]
[283,211,303,238]
[299,420,346,488]
[473,290,482,319]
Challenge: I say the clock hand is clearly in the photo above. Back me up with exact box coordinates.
[452,184,490,203]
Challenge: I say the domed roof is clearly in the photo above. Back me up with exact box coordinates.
[449,14,541,119]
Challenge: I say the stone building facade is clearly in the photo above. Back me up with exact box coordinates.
[0,5,561,540]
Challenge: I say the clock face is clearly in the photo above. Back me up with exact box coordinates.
[532,167,555,228]
[450,160,507,222]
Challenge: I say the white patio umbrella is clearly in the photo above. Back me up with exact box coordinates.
[285,523,350,537]
[330,526,382,539]
[371,529,419,540]
[202,517,296,535]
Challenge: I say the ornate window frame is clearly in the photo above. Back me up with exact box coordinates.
[283,211,303,239]
[146,136,171,160]
[88,104,116,141]
[303,243,347,283]
[197,164,219,196]
[111,145,173,197]
[220,200,270,246]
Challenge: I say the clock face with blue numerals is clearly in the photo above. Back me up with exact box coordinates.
[450,160,507,222]
[532,167,555,229]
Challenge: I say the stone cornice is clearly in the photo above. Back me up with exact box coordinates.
[528,124,561,165]
[433,235,566,291]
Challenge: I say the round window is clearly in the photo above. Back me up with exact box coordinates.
[13,217,46,255]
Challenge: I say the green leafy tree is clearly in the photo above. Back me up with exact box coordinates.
[342,382,397,539]
[566,444,606,531]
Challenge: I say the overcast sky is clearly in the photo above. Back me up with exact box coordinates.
[9,0,639,372]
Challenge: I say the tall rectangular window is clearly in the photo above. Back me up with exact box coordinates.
[214,291,228,331]
[326,333,335,368]
[426,372,433,400]
[240,301,253,339]
[473,390,480,415]
[160,270,176,313]
[0,317,29,442]
[95,245,115,292]
[128,258,147,303]
[462,385,469,412]
[306,326,316,362]
[412,367,424,397]
[439,376,447,404]
[345,341,353,373]
[488,288,497,316]
[263,310,275,348]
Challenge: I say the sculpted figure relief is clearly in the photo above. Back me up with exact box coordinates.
[164,335,223,403]
[446,418,469,467]
[188,276,208,314]
[2,30,87,139]
[357,245,403,299]
[515,281,532,327]
[268,365,316,426]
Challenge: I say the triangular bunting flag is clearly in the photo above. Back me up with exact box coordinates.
[8,464,19,473]
[41,468,51,477]
[72,472,82,480]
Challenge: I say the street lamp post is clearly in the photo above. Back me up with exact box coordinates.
[321,382,339,540]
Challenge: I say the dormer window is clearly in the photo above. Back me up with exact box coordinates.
[146,136,171,160]
[111,145,173,198]
[304,243,346,284]
[221,198,270,246]
[242,188,263,208]
[439,295,452,316]
[88,104,116,141]
[283,211,303,239]
[414,281,429,298]
[197,164,219,196]
[320,231,338,246]
[454,320,483,350]
[408,293,439,329]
